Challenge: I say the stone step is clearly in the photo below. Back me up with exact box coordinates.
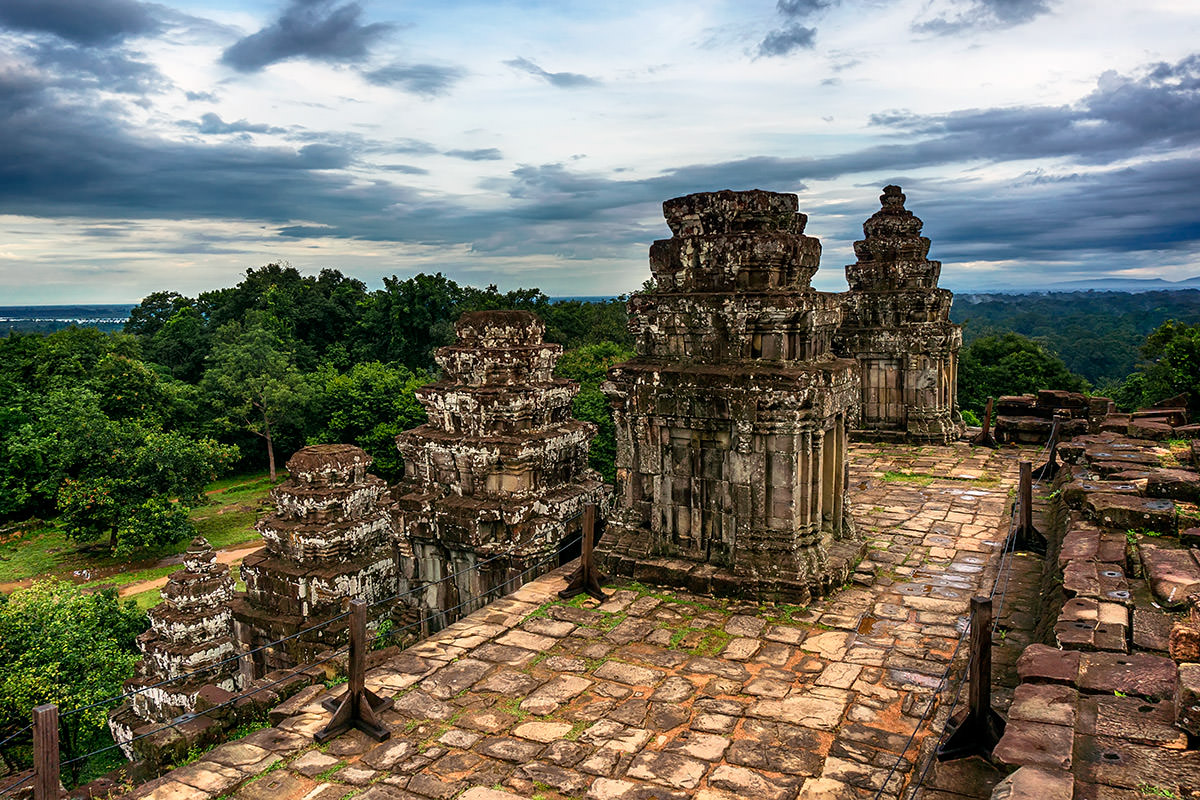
[1061,561,1129,605]
[1054,597,1128,652]
[1138,538,1200,608]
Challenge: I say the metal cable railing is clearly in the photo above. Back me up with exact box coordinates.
[870,426,1054,800]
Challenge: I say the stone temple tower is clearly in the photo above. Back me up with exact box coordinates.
[109,537,242,756]
[393,310,609,630]
[833,185,963,443]
[232,444,395,676]
[596,190,863,603]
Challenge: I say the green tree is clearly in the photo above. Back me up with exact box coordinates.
[51,427,234,554]
[958,332,1088,414]
[554,341,633,483]
[0,581,147,782]
[203,314,308,482]
[1105,319,1200,414]
[304,361,430,481]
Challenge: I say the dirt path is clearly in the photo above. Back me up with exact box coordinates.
[117,541,262,598]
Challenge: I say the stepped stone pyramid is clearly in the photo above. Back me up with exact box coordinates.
[393,310,609,630]
[833,185,963,442]
[231,444,395,675]
[108,537,242,754]
[597,190,863,603]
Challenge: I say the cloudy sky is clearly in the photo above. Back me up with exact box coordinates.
[1,0,1198,303]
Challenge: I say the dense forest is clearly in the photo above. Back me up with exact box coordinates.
[951,290,1200,387]
[3,269,1200,561]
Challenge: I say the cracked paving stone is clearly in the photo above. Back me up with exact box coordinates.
[626,750,708,790]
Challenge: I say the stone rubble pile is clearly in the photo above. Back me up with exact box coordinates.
[991,401,1200,798]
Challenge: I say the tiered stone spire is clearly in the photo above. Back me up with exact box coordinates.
[833,185,963,442]
[597,190,862,603]
[393,310,608,629]
[231,444,395,675]
[109,538,241,754]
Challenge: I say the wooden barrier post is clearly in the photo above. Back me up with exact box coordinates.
[559,504,608,602]
[316,600,393,743]
[1013,461,1045,554]
[32,704,61,800]
[1032,418,1062,480]
[936,597,1005,761]
[970,397,998,448]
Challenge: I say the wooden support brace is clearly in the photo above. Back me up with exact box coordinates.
[970,397,998,448]
[316,600,393,743]
[1013,461,1046,554]
[937,596,1006,762]
[32,704,62,800]
[559,504,609,602]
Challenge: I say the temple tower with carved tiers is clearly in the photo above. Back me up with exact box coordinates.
[231,444,395,677]
[596,190,863,603]
[393,310,609,629]
[833,185,963,443]
[109,537,242,755]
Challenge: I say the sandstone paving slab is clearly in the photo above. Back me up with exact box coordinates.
[124,441,1025,800]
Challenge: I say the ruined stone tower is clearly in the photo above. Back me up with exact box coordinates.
[231,444,395,676]
[596,190,862,603]
[109,537,241,754]
[833,185,963,443]
[392,310,609,630]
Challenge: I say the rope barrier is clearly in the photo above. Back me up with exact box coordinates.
[0,770,33,798]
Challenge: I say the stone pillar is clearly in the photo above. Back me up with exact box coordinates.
[231,444,396,676]
[108,538,242,756]
[393,311,610,631]
[597,189,862,603]
[832,185,964,443]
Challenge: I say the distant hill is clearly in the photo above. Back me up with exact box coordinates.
[950,276,1200,295]
[949,289,1200,386]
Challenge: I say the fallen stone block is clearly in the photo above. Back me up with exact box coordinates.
[989,766,1073,800]
[1145,468,1200,503]
[1139,540,1200,608]
[1128,419,1176,440]
[1132,607,1176,652]
[1076,694,1188,748]
[1017,645,1080,685]
[1175,662,1200,737]
[1170,619,1200,662]
[1085,493,1175,535]
[992,718,1073,770]
[1078,651,1178,701]
[1007,683,1078,728]
[1061,478,1141,510]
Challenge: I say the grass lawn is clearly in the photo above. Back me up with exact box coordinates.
[0,471,276,589]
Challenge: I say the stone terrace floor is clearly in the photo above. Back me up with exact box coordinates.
[131,441,1030,800]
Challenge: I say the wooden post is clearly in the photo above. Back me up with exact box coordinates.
[1013,461,1045,554]
[32,705,61,800]
[970,397,998,448]
[1032,418,1062,480]
[936,597,1005,761]
[316,600,393,743]
[559,504,608,602]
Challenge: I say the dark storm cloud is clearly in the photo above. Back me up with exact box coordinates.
[0,0,162,46]
[758,0,832,57]
[777,0,834,18]
[3,50,1198,284]
[26,42,166,94]
[757,25,817,56]
[221,0,392,72]
[914,0,1053,35]
[186,112,287,135]
[445,148,502,162]
[363,63,464,97]
[504,57,599,88]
